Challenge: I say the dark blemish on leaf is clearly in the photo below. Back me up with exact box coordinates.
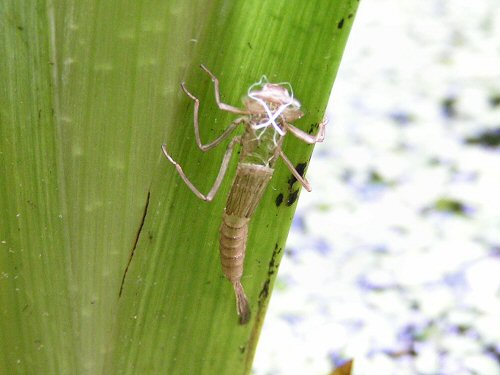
[286,189,299,206]
[465,128,500,148]
[247,42,253,49]
[308,122,318,134]
[267,244,280,276]
[295,162,307,177]
[275,193,284,207]
[337,18,345,29]
[258,279,270,307]
[284,162,307,206]
[22,304,29,312]
[119,190,151,297]
[287,162,308,188]
[348,13,354,19]
[17,26,23,31]
[441,96,457,118]
[268,246,276,275]
[239,345,246,354]
[258,245,282,307]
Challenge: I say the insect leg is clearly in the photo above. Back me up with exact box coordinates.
[200,64,250,115]
[278,149,312,192]
[285,117,328,144]
[161,136,241,201]
[181,83,245,151]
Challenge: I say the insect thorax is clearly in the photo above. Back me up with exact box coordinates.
[240,119,283,168]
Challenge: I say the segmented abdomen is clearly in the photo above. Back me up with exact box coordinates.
[220,214,249,282]
[219,163,274,324]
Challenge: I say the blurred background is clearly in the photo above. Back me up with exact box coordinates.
[254,0,500,374]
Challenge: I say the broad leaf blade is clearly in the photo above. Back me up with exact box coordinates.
[0,0,358,374]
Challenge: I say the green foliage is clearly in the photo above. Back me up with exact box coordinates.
[0,0,358,373]
[432,197,467,215]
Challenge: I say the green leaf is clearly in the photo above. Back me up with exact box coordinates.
[0,0,359,373]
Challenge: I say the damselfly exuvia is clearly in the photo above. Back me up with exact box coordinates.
[162,65,326,324]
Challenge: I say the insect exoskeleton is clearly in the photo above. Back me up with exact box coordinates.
[161,65,327,324]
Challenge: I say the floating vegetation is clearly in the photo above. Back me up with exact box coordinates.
[465,128,500,148]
